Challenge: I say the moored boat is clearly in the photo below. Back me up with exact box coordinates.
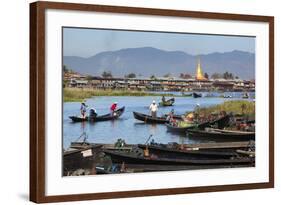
[64,144,103,172]
[159,98,175,106]
[186,128,255,140]
[242,92,249,98]
[181,92,193,97]
[165,114,230,133]
[69,106,125,122]
[165,122,197,133]
[103,150,254,166]
[193,92,202,98]
[137,144,238,159]
[209,114,230,129]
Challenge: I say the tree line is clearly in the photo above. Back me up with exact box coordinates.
[64,65,239,80]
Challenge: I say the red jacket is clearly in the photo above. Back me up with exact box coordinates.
[110,104,117,111]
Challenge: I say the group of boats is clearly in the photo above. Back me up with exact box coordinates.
[64,140,255,175]
[69,98,255,141]
[133,111,255,141]
[65,94,255,175]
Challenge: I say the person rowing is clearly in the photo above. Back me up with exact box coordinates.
[162,96,166,102]
[149,100,158,118]
[110,102,118,116]
[89,108,97,119]
[80,101,88,118]
[166,109,174,121]
[166,109,177,126]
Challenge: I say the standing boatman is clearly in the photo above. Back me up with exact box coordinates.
[110,102,118,116]
[149,100,158,118]
[80,101,88,118]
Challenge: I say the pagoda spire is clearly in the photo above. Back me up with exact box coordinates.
[195,57,205,80]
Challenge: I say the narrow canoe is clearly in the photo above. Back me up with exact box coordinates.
[133,111,168,123]
[165,122,197,133]
[137,144,237,159]
[187,128,255,140]
[69,106,125,122]
[193,92,202,98]
[104,150,254,166]
[166,115,230,133]
[159,98,175,106]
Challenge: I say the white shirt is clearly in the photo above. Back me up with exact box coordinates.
[149,103,158,112]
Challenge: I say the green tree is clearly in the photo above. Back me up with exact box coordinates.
[150,75,156,80]
[179,73,192,79]
[125,73,136,78]
[85,75,94,80]
[101,71,113,78]
[63,65,69,72]
[211,73,222,79]
[163,73,171,78]
[204,72,209,79]
[223,71,234,80]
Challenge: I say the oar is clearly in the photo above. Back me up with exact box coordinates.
[144,134,153,145]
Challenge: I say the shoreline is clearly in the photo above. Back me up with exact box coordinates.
[63,88,186,102]
[63,87,255,102]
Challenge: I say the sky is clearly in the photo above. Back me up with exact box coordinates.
[63,27,255,58]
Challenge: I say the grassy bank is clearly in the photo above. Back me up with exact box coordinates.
[197,100,255,117]
[64,88,176,102]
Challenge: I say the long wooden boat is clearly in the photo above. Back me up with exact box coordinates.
[69,106,125,122]
[64,144,103,172]
[186,128,255,140]
[181,92,193,97]
[209,115,230,129]
[103,150,254,166]
[159,98,175,106]
[193,92,202,98]
[165,114,230,133]
[71,141,254,151]
[133,111,168,123]
[242,93,249,98]
[137,144,238,159]
[165,122,197,133]
[114,163,253,173]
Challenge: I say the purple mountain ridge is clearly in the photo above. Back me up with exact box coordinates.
[63,47,255,80]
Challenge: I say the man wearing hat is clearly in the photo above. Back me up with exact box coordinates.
[149,100,158,118]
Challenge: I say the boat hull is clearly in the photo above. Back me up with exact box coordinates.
[137,144,237,159]
[133,111,168,123]
[159,98,175,106]
[187,129,255,140]
[69,106,125,122]
[104,150,254,166]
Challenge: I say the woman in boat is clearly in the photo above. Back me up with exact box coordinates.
[162,96,166,102]
[80,102,88,118]
[149,100,158,118]
[110,102,118,116]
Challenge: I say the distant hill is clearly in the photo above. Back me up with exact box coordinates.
[63,47,255,79]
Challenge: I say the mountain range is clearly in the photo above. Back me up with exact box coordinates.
[63,47,255,79]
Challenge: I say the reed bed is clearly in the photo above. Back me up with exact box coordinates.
[197,100,255,116]
[64,88,175,102]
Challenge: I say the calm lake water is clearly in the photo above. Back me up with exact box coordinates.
[63,92,255,149]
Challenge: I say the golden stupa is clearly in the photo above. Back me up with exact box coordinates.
[195,58,206,80]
